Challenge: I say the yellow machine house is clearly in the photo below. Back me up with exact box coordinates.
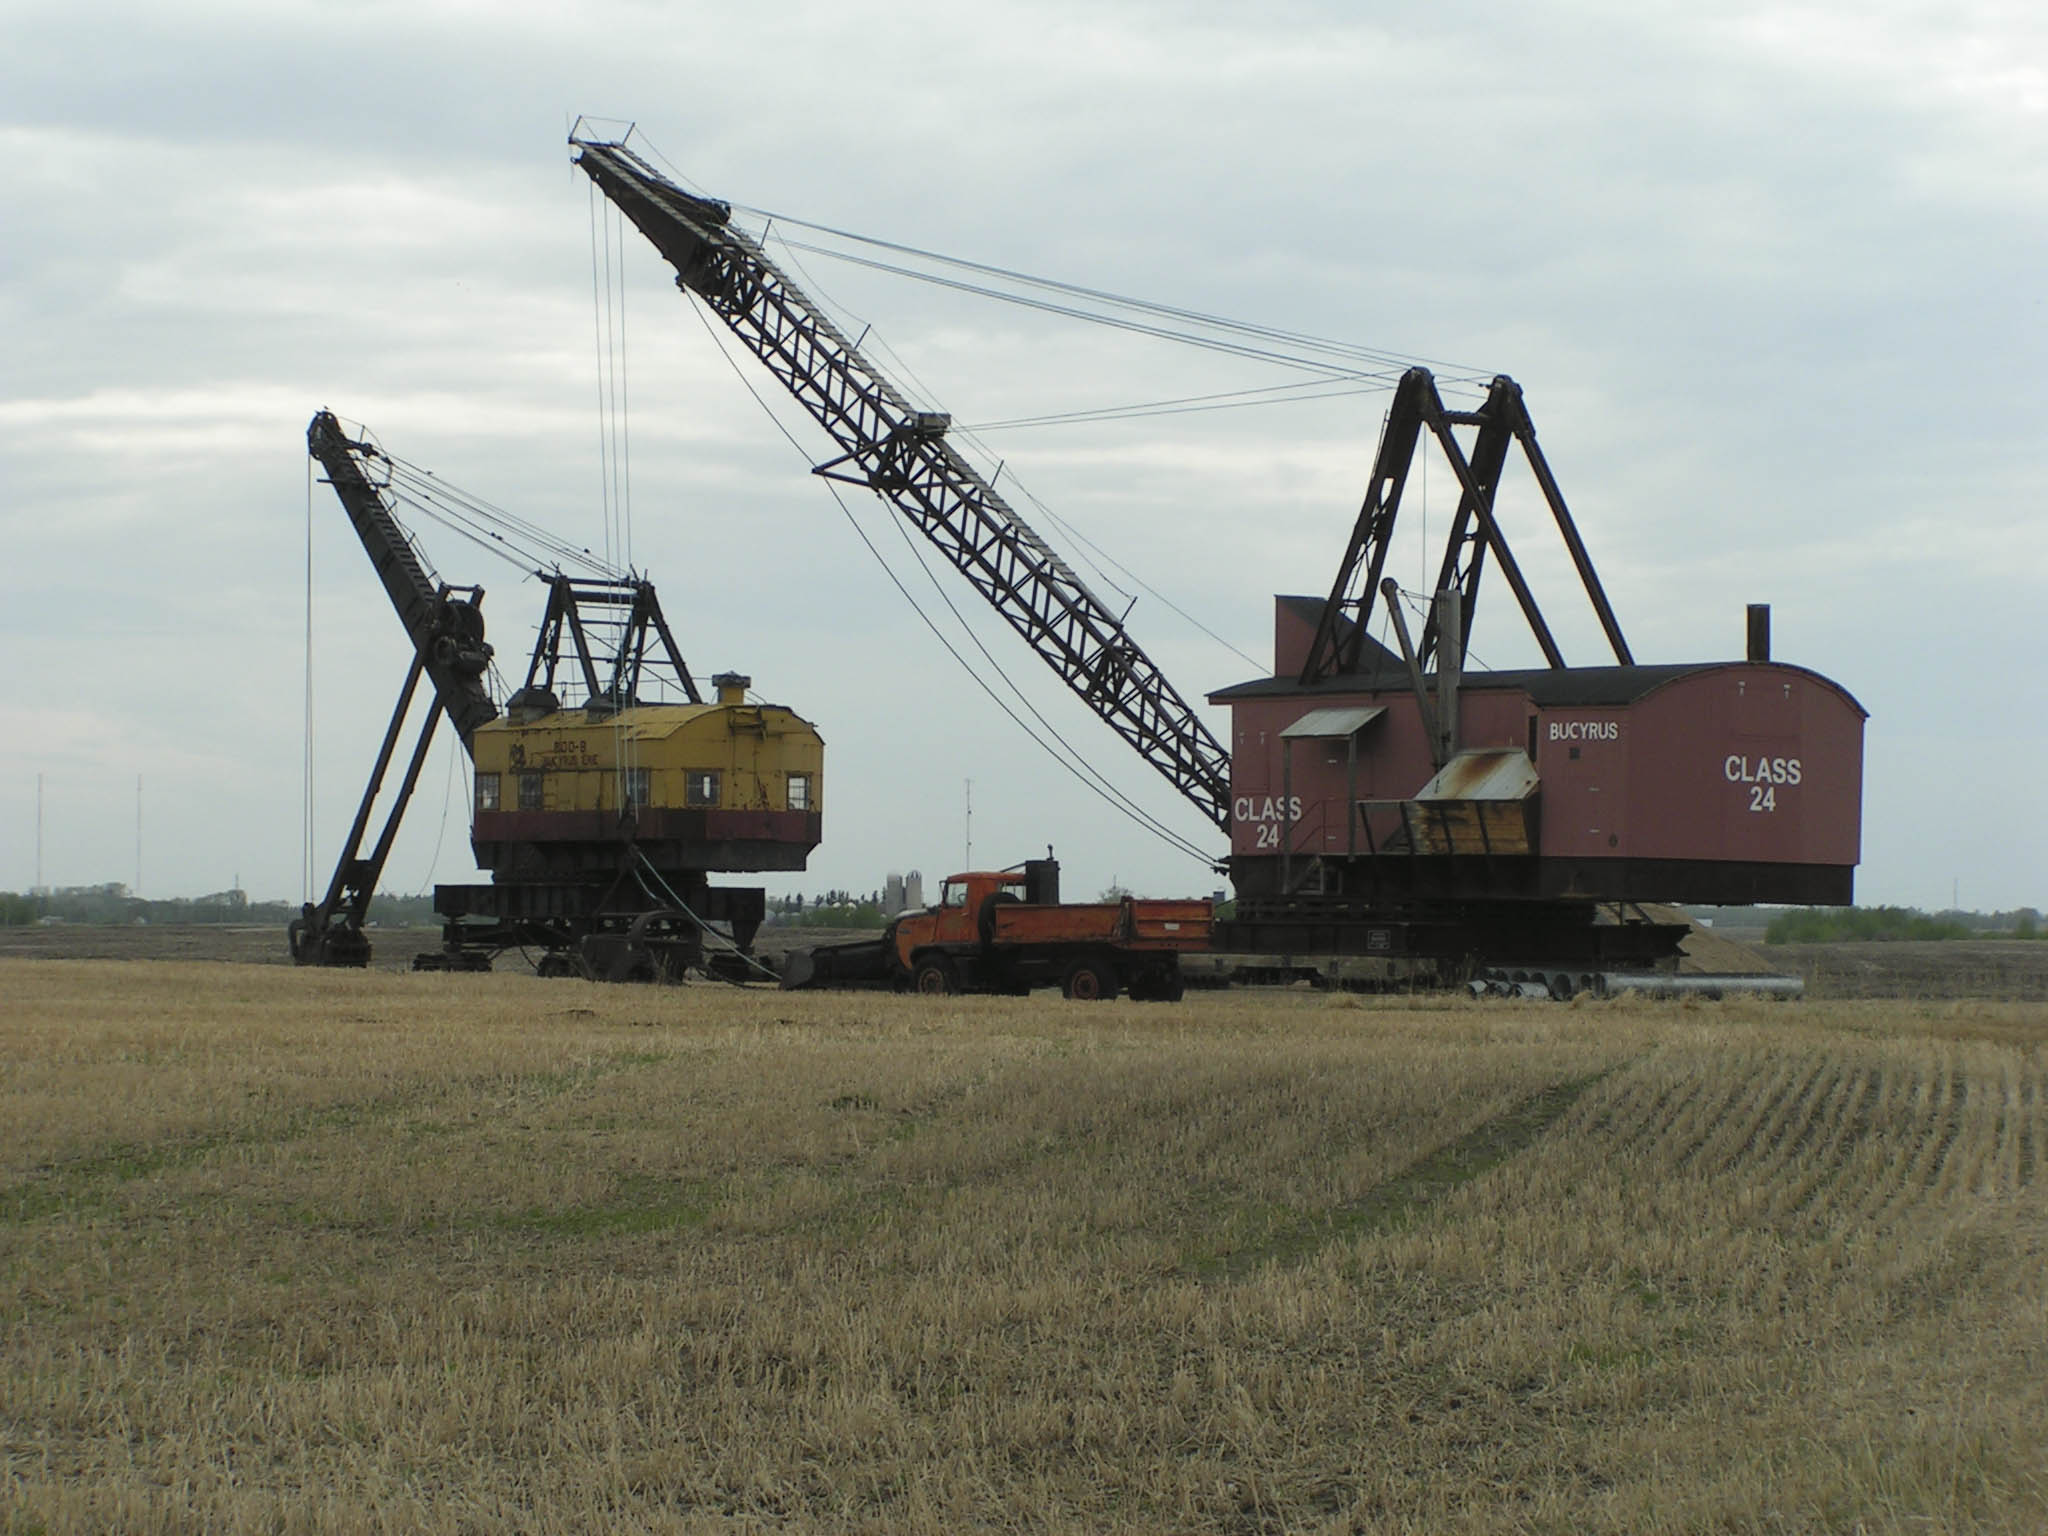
[469,672,823,881]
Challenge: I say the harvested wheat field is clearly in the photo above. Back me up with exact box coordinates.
[3,961,2045,1534]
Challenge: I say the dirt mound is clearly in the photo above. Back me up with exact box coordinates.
[1634,904,1787,975]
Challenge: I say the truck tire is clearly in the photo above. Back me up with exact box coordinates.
[1130,962,1184,1003]
[1061,958,1117,1002]
[911,955,958,996]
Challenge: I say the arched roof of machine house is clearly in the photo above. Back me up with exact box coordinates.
[1211,659,1867,716]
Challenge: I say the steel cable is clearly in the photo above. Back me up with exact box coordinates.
[730,206,1493,385]
[682,297,1220,869]
[765,230,1266,670]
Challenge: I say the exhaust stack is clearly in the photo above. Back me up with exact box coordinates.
[1747,604,1771,663]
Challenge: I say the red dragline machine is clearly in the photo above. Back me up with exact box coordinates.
[573,133,1865,976]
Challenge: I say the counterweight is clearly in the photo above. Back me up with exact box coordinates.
[572,137,1233,834]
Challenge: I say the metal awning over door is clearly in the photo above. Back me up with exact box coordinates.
[1280,704,1386,740]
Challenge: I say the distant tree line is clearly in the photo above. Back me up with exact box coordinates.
[0,884,442,928]
[770,891,886,928]
[1765,905,2043,944]
[7,885,2031,943]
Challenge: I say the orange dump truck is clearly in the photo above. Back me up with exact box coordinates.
[780,857,1212,1000]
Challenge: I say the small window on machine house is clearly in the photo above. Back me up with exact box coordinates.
[519,772,545,812]
[686,770,721,808]
[475,773,500,812]
[786,773,812,812]
[623,767,651,808]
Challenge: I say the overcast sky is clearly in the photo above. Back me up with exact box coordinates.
[2,0,2042,914]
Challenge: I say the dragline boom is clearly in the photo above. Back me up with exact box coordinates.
[571,137,1232,834]
[307,410,498,747]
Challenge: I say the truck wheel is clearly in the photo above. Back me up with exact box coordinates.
[1062,959,1117,1002]
[1131,963,1183,1003]
[911,955,958,996]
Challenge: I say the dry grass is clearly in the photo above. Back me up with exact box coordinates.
[1772,940,2048,1002]
[3,960,2044,1534]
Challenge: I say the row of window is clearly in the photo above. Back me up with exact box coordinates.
[474,771,813,813]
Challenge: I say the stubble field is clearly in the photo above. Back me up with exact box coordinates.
[3,961,2044,1533]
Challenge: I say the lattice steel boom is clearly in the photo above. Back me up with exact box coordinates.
[572,136,1232,834]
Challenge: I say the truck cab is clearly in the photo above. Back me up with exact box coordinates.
[906,867,1043,946]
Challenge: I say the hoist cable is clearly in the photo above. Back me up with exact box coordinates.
[730,202,1495,385]
[374,457,623,579]
[377,452,608,567]
[303,452,315,905]
[774,225,1150,633]
[757,238,1281,672]
[683,296,1219,868]
[616,203,634,568]
[769,237,1400,383]
[1000,475,1265,674]
[1390,582,1496,674]
[862,468,1217,865]
[589,180,616,568]
[749,235,1257,810]
[765,229,1269,669]
[871,464,1220,865]
[591,194,638,806]
[926,421,1262,674]
[415,736,457,897]
[600,192,630,569]
[631,849,781,982]
[963,377,1396,432]
[379,482,575,579]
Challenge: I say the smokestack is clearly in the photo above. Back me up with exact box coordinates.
[1746,604,1771,663]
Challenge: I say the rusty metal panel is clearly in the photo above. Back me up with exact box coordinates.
[1400,800,1536,856]
[1415,747,1538,802]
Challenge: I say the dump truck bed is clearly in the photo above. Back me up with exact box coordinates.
[988,898,1212,951]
